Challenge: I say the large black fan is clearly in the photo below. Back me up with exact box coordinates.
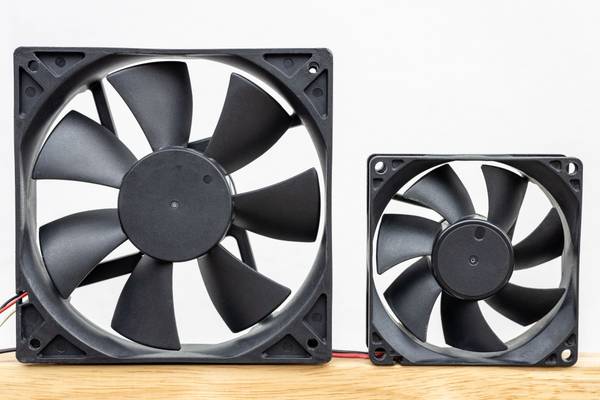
[33,61,321,350]
[377,163,565,353]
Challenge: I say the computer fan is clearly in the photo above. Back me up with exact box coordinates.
[367,155,582,366]
[14,47,332,363]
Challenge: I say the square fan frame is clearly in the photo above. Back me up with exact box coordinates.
[14,47,332,364]
[367,154,582,366]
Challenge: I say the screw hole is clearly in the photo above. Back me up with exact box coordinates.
[374,347,386,360]
[308,63,319,74]
[567,162,578,175]
[28,60,39,72]
[29,338,41,349]
[307,338,318,349]
[374,161,386,174]
[24,87,36,97]
[561,348,573,362]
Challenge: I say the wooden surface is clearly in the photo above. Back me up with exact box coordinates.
[1,352,600,399]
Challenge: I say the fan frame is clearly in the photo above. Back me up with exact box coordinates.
[14,47,332,364]
[367,155,582,366]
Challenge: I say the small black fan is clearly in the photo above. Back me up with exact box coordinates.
[14,48,332,363]
[368,155,581,366]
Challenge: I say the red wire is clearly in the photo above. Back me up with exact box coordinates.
[332,352,371,359]
[0,292,28,314]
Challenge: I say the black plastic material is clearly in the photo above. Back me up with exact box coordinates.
[233,168,320,242]
[376,214,440,274]
[118,148,233,262]
[204,73,293,174]
[111,256,180,350]
[402,164,475,224]
[514,209,564,270]
[107,61,193,151]
[198,246,291,333]
[368,155,581,366]
[14,47,332,364]
[432,219,513,301]
[39,209,127,298]
[33,111,137,188]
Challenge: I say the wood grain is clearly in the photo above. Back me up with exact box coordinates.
[1,352,600,399]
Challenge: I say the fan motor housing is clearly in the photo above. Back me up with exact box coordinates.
[367,155,582,366]
[118,148,233,262]
[14,47,333,364]
[432,219,513,301]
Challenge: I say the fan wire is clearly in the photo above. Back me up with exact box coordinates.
[0,292,28,315]
[332,349,383,359]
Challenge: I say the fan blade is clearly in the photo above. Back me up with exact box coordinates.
[39,209,126,298]
[188,137,210,153]
[111,256,180,350]
[482,165,528,232]
[376,214,440,273]
[197,245,291,332]
[384,258,442,341]
[403,164,475,223]
[108,61,192,151]
[79,253,143,287]
[204,73,291,173]
[514,208,564,270]
[233,168,319,242]
[441,294,507,352]
[486,283,565,326]
[33,111,137,188]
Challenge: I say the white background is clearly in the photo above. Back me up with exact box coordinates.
[1,1,599,353]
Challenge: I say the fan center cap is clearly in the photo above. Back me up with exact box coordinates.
[432,219,513,300]
[118,148,232,262]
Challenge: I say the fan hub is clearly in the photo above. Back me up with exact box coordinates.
[118,148,232,262]
[432,219,513,300]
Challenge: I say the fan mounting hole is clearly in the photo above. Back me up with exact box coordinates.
[308,63,319,74]
[28,60,39,72]
[29,338,41,349]
[307,338,319,349]
[561,348,573,362]
[374,347,386,360]
[567,162,578,175]
[374,161,386,174]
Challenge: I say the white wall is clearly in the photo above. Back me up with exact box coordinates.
[1,0,599,353]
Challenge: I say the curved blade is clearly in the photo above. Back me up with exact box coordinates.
[486,283,565,326]
[403,164,475,223]
[376,214,441,274]
[198,245,291,332]
[441,294,507,352]
[39,209,126,298]
[384,258,442,341]
[33,111,137,188]
[514,208,564,270]
[80,253,143,287]
[233,168,320,242]
[482,165,528,232]
[108,61,192,151]
[111,256,180,350]
[204,73,291,173]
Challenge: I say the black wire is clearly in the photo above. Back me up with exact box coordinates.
[0,348,15,354]
[0,293,20,310]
